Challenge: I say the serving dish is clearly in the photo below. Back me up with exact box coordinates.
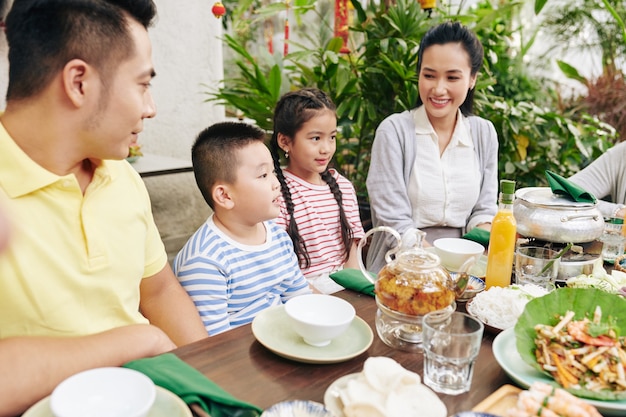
[454,274,485,303]
[323,372,359,417]
[465,299,505,335]
[23,386,191,417]
[514,287,626,401]
[470,384,521,416]
[251,305,373,364]
[513,187,604,243]
[261,400,333,417]
[493,328,626,416]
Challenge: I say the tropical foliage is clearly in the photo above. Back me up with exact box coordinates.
[206,0,620,202]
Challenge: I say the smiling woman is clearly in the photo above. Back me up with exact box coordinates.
[365,21,499,275]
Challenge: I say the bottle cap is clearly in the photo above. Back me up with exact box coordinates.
[500,179,516,195]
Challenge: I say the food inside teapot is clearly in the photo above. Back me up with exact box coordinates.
[375,251,456,316]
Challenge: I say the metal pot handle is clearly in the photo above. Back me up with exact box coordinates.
[560,214,600,222]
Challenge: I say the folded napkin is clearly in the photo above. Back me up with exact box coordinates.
[123,353,262,417]
[546,170,597,203]
[330,268,376,296]
[462,227,490,247]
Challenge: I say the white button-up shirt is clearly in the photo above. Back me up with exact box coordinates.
[407,106,481,229]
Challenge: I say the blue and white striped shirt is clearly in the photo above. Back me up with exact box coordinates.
[173,215,311,335]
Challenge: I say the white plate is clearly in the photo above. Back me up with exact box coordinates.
[23,386,191,417]
[323,372,360,417]
[251,305,373,364]
[493,327,626,416]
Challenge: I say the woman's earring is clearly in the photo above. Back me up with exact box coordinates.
[285,151,289,159]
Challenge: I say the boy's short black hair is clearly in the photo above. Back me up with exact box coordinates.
[192,122,267,210]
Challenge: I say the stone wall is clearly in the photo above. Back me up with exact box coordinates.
[143,173,212,264]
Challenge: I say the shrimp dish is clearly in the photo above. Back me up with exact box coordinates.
[507,381,602,417]
[533,306,626,394]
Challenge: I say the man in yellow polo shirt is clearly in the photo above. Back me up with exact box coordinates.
[0,1,207,415]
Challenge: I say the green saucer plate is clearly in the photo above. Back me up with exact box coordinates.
[251,305,373,364]
[23,386,191,417]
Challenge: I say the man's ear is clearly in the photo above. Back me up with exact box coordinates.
[62,58,92,107]
[212,183,235,210]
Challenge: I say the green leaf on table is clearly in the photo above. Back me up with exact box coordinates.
[514,288,626,401]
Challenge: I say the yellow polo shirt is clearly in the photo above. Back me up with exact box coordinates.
[0,123,168,338]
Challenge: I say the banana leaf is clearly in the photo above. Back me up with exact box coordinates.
[515,287,626,401]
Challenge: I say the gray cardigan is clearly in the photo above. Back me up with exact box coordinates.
[569,140,626,218]
[365,110,499,273]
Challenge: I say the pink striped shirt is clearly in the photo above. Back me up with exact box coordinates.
[276,169,365,278]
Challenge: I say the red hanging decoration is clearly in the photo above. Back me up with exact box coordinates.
[211,1,226,19]
[284,0,290,56]
[284,19,289,56]
[334,0,350,54]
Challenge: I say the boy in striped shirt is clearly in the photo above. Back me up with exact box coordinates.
[174,122,312,336]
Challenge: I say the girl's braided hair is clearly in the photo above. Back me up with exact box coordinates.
[269,88,354,269]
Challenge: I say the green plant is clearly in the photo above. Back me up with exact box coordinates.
[207,0,618,202]
[206,33,284,131]
[538,0,626,141]
[470,0,617,186]
[331,0,432,200]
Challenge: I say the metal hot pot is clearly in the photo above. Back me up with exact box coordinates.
[513,187,605,243]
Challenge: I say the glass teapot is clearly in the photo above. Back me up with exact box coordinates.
[358,226,474,351]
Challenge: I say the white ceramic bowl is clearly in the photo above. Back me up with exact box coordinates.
[434,238,485,272]
[284,294,355,347]
[50,367,156,417]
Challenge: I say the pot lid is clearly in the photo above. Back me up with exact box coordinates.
[515,187,597,208]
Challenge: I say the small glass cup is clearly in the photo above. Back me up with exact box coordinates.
[514,246,560,290]
[600,217,626,262]
[421,311,484,395]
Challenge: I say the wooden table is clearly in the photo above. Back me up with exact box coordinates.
[173,290,512,415]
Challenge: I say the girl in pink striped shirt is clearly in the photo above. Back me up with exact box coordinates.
[270,88,365,294]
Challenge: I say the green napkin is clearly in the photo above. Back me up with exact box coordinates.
[123,353,262,417]
[330,268,376,296]
[462,228,490,247]
[546,170,597,203]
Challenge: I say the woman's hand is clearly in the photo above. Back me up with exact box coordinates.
[475,222,491,232]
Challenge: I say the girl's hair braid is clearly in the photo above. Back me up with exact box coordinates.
[269,134,311,268]
[321,170,354,262]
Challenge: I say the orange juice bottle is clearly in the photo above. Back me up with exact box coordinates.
[485,180,517,289]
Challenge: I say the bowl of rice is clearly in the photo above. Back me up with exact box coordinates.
[465,284,549,333]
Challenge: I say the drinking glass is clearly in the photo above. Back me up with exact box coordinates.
[514,246,560,290]
[600,218,626,262]
[422,311,484,395]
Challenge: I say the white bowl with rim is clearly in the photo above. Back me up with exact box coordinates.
[284,294,355,347]
[50,367,156,417]
[434,238,485,272]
